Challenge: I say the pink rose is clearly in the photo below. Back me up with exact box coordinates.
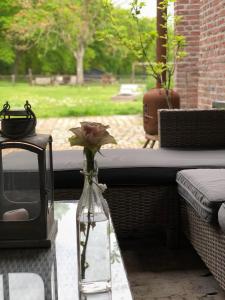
[69,122,116,153]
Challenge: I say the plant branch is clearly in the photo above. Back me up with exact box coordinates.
[80,209,92,279]
[134,15,159,81]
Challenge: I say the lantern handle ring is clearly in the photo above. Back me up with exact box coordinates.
[0,102,10,116]
[24,101,31,110]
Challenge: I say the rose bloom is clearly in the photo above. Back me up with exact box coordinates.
[69,122,116,153]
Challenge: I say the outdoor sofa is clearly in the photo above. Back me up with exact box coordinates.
[4,108,225,290]
[160,109,225,290]
[53,108,225,290]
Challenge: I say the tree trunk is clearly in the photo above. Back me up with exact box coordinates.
[13,50,20,83]
[74,43,85,85]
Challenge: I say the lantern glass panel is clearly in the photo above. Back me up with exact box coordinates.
[1,148,41,222]
[0,276,3,299]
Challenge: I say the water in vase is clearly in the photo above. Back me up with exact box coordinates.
[80,291,112,300]
[78,211,111,295]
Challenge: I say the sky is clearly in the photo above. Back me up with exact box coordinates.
[112,0,174,18]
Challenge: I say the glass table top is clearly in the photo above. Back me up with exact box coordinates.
[0,202,133,300]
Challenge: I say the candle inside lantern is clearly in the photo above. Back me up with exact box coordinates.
[2,208,29,221]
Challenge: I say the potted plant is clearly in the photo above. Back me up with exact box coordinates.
[130,0,187,136]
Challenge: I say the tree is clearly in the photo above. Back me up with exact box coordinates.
[87,6,156,76]
[0,0,19,70]
[2,1,159,78]
[7,0,111,84]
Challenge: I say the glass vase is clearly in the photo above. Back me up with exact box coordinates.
[76,161,111,297]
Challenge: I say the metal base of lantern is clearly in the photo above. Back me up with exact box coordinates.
[0,220,58,249]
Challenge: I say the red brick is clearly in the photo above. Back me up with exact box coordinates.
[175,0,225,108]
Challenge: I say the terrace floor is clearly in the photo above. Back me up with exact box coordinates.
[121,236,225,300]
[37,114,148,150]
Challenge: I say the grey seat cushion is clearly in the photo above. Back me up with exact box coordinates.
[177,169,225,222]
[3,148,225,189]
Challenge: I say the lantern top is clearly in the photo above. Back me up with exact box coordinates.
[0,134,52,150]
[0,101,37,139]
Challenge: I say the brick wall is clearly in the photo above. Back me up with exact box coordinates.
[175,0,225,108]
[198,0,225,108]
[174,0,200,108]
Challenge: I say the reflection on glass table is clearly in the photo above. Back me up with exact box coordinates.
[0,202,133,300]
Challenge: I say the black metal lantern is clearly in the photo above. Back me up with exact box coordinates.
[0,103,57,248]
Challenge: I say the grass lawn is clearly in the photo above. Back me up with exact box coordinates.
[0,81,145,118]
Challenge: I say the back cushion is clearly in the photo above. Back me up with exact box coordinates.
[159,109,225,148]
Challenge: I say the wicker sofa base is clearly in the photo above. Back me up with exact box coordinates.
[55,185,179,246]
[181,200,225,290]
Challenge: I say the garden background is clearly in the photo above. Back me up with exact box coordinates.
[0,0,172,118]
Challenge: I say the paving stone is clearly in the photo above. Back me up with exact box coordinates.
[36,115,148,150]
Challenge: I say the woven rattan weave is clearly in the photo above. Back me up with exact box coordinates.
[181,200,225,290]
[159,109,225,148]
[55,185,179,245]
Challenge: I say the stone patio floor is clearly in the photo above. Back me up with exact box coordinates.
[37,115,147,151]
[122,236,225,300]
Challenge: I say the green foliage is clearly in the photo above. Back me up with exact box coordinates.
[3,0,113,83]
[114,8,156,60]
[7,0,79,52]
[75,6,156,76]
[0,41,15,65]
[0,0,158,78]
[130,0,187,93]
[0,0,19,65]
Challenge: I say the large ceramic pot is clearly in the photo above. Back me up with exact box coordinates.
[143,88,180,135]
